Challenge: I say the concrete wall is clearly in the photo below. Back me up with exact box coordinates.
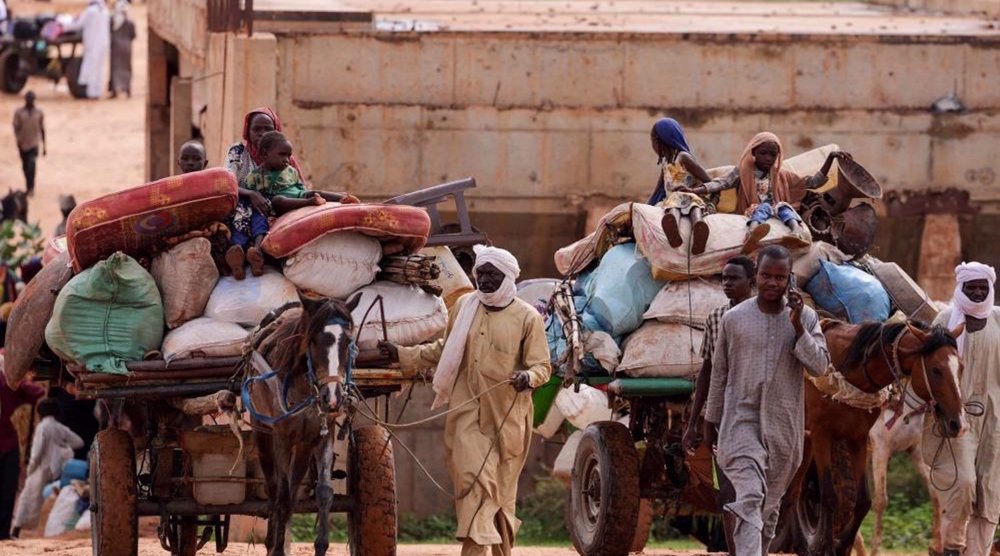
[871,0,1000,18]
[265,33,1000,216]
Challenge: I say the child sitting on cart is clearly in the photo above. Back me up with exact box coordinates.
[684,131,852,254]
[225,131,360,280]
[646,118,717,255]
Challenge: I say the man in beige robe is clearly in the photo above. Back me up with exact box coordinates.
[382,245,551,556]
[924,262,1000,556]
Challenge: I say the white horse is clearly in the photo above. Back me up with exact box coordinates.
[867,387,941,556]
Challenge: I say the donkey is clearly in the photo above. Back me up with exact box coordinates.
[244,293,360,556]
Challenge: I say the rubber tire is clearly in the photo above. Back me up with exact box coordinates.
[348,425,397,556]
[631,499,655,553]
[0,49,27,94]
[793,461,824,556]
[66,57,88,99]
[90,428,139,556]
[567,421,640,556]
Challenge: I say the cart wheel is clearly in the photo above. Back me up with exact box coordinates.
[66,57,88,99]
[568,421,640,556]
[348,425,397,556]
[792,460,823,555]
[0,49,27,94]
[90,428,138,556]
[631,499,655,553]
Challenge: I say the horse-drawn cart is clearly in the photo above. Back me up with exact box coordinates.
[34,352,412,556]
[561,375,727,555]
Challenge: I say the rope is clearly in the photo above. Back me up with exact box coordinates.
[349,379,520,503]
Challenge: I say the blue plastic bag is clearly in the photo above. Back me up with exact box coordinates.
[579,243,666,338]
[805,260,891,323]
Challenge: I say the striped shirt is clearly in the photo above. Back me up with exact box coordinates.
[700,303,731,362]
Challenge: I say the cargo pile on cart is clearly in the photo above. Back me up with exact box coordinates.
[1,170,483,556]
[526,147,942,555]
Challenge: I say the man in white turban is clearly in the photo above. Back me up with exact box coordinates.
[924,262,1000,556]
[381,245,551,556]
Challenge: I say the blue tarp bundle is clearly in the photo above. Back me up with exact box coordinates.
[806,260,891,323]
[546,243,666,375]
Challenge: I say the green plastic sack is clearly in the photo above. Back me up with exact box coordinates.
[45,252,164,374]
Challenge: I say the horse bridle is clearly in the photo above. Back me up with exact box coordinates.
[242,314,358,428]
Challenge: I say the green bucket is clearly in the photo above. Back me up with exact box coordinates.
[532,376,563,428]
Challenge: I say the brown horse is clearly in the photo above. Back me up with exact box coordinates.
[244,294,359,556]
[788,319,965,556]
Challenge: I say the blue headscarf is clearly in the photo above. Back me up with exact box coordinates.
[652,118,691,155]
[647,118,691,204]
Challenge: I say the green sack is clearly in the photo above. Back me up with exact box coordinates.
[45,252,164,374]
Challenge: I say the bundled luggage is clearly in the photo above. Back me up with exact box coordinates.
[151,238,219,328]
[45,253,164,375]
[5,168,458,380]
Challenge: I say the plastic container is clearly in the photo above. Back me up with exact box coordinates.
[182,427,248,506]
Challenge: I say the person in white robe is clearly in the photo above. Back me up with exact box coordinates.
[63,0,110,99]
[924,262,1000,556]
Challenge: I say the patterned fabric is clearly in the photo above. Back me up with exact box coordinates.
[699,303,729,361]
[244,166,308,200]
[224,143,255,187]
[705,298,830,554]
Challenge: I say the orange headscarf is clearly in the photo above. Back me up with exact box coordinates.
[735,132,808,214]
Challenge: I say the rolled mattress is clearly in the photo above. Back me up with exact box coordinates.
[66,168,238,272]
[262,203,431,259]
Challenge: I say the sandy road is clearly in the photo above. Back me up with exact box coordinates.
[1,1,148,238]
[0,538,718,556]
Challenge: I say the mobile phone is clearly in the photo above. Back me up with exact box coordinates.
[789,274,798,291]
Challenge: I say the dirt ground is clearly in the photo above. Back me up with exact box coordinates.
[1,0,148,238]
[0,538,719,556]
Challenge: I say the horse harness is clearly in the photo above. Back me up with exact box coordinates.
[241,313,358,429]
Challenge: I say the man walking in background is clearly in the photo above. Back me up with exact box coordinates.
[925,262,1000,556]
[12,91,45,196]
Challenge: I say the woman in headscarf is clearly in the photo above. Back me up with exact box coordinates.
[109,0,135,99]
[225,108,304,188]
[646,118,716,255]
[688,131,851,253]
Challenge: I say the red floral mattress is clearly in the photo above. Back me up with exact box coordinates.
[262,203,431,258]
[66,169,238,272]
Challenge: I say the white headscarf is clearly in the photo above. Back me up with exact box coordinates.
[430,245,520,408]
[947,261,996,353]
[112,0,128,31]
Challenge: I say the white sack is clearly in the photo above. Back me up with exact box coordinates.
[350,281,448,350]
[44,487,80,538]
[554,384,612,430]
[283,232,382,299]
[151,238,220,329]
[162,318,250,362]
[633,206,811,281]
[643,278,727,327]
[204,269,299,327]
[74,510,91,532]
[617,321,703,378]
